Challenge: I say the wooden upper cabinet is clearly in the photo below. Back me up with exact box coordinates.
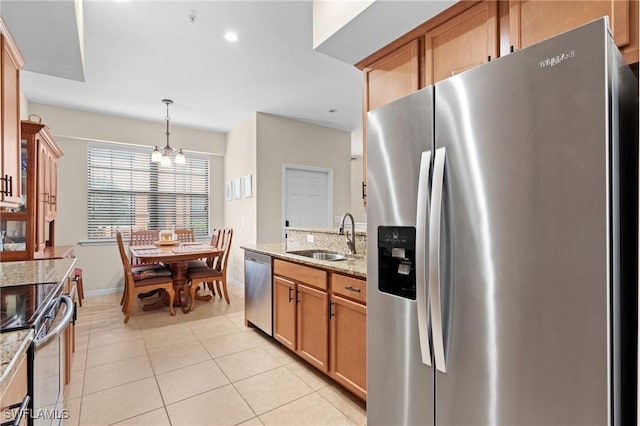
[509,0,638,64]
[425,1,499,86]
[0,19,24,206]
[364,39,420,112]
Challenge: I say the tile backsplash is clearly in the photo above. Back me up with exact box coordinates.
[286,227,367,255]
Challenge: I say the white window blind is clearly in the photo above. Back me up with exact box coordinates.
[87,143,209,240]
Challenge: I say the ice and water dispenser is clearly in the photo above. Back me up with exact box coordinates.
[378,226,416,299]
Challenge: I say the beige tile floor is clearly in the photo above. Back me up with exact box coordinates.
[64,284,366,426]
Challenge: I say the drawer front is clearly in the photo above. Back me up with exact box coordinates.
[274,259,327,290]
[332,273,366,304]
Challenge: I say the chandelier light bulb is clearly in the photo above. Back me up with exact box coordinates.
[161,154,171,167]
[175,149,186,165]
[151,146,162,162]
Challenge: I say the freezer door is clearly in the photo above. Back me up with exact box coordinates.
[366,87,434,426]
[433,19,615,425]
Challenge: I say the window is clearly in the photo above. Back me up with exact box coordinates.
[87,142,209,241]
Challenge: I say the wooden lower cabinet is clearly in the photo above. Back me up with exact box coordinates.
[330,295,367,400]
[273,276,297,351]
[272,259,366,400]
[273,265,329,374]
[296,283,329,372]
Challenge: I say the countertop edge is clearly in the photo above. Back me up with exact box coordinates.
[242,244,366,279]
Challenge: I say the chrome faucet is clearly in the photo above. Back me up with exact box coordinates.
[338,212,356,254]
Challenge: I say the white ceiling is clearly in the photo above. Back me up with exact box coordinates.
[1,0,453,137]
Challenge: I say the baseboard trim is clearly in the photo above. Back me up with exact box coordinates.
[85,287,124,297]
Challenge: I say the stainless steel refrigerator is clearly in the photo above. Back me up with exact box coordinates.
[366,18,637,426]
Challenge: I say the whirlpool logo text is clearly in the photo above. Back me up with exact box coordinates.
[539,50,575,68]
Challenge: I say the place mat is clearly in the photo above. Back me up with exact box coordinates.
[132,245,156,250]
[133,248,163,254]
[171,245,215,253]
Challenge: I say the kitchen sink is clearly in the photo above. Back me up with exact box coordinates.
[288,250,348,261]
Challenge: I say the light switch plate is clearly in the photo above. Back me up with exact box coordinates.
[306,234,314,243]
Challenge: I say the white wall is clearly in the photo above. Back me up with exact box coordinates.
[224,113,258,287]
[28,103,226,295]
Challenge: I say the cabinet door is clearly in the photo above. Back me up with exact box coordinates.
[509,0,637,64]
[424,1,498,86]
[45,150,56,220]
[273,276,297,351]
[364,39,420,112]
[50,155,58,218]
[330,295,367,400]
[296,283,329,373]
[36,142,47,250]
[1,33,22,205]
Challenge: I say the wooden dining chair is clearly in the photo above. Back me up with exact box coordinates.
[129,230,160,264]
[187,228,233,309]
[186,229,222,299]
[116,231,176,323]
[175,229,195,243]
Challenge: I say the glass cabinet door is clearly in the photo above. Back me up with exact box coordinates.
[1,219,27,252]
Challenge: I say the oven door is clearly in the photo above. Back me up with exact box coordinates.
[31,295,73,426]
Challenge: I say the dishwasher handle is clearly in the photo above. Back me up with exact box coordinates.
[34,295,74,352]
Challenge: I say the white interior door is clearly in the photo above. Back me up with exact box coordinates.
[283,165,332,238]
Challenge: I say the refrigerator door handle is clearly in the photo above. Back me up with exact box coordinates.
[415,150,432,367]
[430,147,447,373]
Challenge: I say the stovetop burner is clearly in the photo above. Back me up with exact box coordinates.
[0,281,63,332]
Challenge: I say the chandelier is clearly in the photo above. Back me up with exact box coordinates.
[151,99,185,166]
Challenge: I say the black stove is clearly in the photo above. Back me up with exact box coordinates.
[0,281,63,333]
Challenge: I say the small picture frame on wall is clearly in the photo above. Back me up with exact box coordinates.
[225,181,232,201]
[233,178,241,200]
[243,174,252,198]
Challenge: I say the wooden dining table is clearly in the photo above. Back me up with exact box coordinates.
[129,243,222,313]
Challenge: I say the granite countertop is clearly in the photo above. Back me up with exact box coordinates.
[242,243,366,279]
[0,258,77,288]
[0,329,33,398]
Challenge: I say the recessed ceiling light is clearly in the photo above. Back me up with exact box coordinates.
[224,32,238,42]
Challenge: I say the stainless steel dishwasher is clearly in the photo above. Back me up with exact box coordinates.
[244,250,273,336]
